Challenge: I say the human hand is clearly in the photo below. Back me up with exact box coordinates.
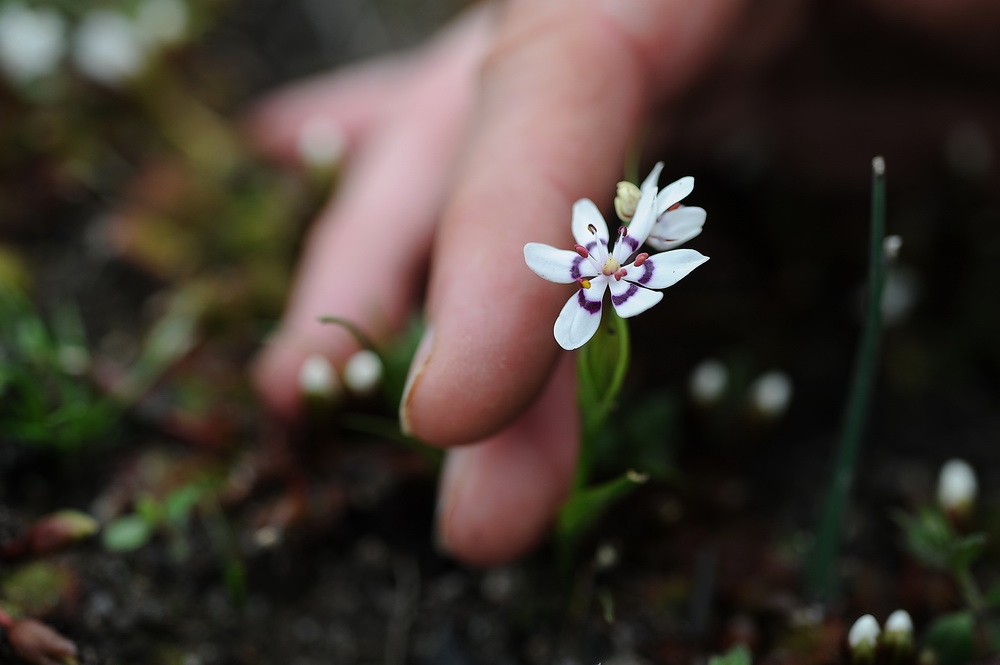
[250,0,993,565]
[249,0,744,565]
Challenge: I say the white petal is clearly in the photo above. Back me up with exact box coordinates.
[627,249,708,289]
[646,206,706,250]
[571,198,609,249]
[616,184,658,260]
[639,161,664,195]
[655,176,694,215]
[524,243,594,284]
[608,277,662,318]
[554,280,607,350]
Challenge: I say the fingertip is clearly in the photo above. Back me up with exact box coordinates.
[434,357,578,565]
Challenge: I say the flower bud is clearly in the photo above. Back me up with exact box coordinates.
[883,235,903,262]
[343,349,383,398]
[748,370,793,420]
[299,354,340,401]
[937,458,977,518]
[6,617,78,665]
[297,118,346,169]
[883,609,914,655]
[689,359,727,406]
[847,614,880,663]
[614,181,642,222]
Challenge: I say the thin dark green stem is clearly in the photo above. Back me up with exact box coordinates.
[808,157,887,601]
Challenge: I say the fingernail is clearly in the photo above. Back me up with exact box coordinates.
[434,447,470,557]
[399,324,434,436]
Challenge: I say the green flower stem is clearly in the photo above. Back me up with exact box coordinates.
[957,566,986,616]
[574,308,630,492]
[808,157,888,600]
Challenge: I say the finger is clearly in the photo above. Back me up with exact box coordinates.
[244,56,408,165]
[401,0,745,446]
[253,9,493,420]
[435,353,578,565]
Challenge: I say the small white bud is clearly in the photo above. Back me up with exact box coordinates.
[937,458,977,516]
[342,349,383,397]
[73,10,145,86]
[885,609,913,636]
[748,370,792,419]
[297,118,346,169]
[298,353,340,400]
[848,614,880,661]
[0,5,66,83]
[883,235,903,262]
[883,610,914,655]
[613,181,642,222]
[689,358,727,405]
[881,266,920,326]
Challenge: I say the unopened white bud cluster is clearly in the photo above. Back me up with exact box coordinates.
[0,0,189,89]
[298,349,384,405]
[937,458,977,517]
[847,610,913,662]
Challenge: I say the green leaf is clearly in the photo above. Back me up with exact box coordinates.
[925,611,975,665]
[557,470,647,542]
[163,484,204,529]
[102,514,154,552]
[895,508,985,572]
[708,644,752,665]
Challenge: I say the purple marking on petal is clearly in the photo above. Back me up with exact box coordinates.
[570,256,584,279]
[611,283,639,307]
[620,236,639,253]
[637,261,654,285]
[576,289,602,314]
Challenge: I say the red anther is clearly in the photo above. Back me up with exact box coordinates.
[667,202,681,212]
[614,268,628,281]
[633,252,649,267]
[587,224,598,235]
[573,244,589,258]
[618,225,628,236]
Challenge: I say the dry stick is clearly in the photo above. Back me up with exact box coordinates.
[808,156,888,601]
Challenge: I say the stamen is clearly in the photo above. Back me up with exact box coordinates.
[667,202,681,212]
[576,278,592,289]
[618,225,628,236]
[633,252,649,267]
[614,268,628,281]
[587,224,597,235]
[573,244,589,258]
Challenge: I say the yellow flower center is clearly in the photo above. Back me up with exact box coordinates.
[602,256,620,276]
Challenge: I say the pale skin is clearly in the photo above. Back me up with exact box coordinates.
[249,0,999,565]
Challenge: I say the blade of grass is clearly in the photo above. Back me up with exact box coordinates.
[808,156,888,600]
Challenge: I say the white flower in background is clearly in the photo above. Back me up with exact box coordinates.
[640,162,708,251]
[297,117,347,168]
[748,370,792,419]
[883,609,914,652]
[73,10,145,86]
[135,0,188,49]
[299,353,341,401]
[937,458,977,515]
[848,614,880,660]
[343,349,383,397]
[881,266,919,326]
[883,234,903,262]
[524,166,709,350]
[0,4,66,83]
[690,358,728,405]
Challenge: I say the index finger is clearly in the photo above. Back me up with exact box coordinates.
[401,0,744,446]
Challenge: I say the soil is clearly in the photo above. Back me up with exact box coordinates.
[3,1,1000,664]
